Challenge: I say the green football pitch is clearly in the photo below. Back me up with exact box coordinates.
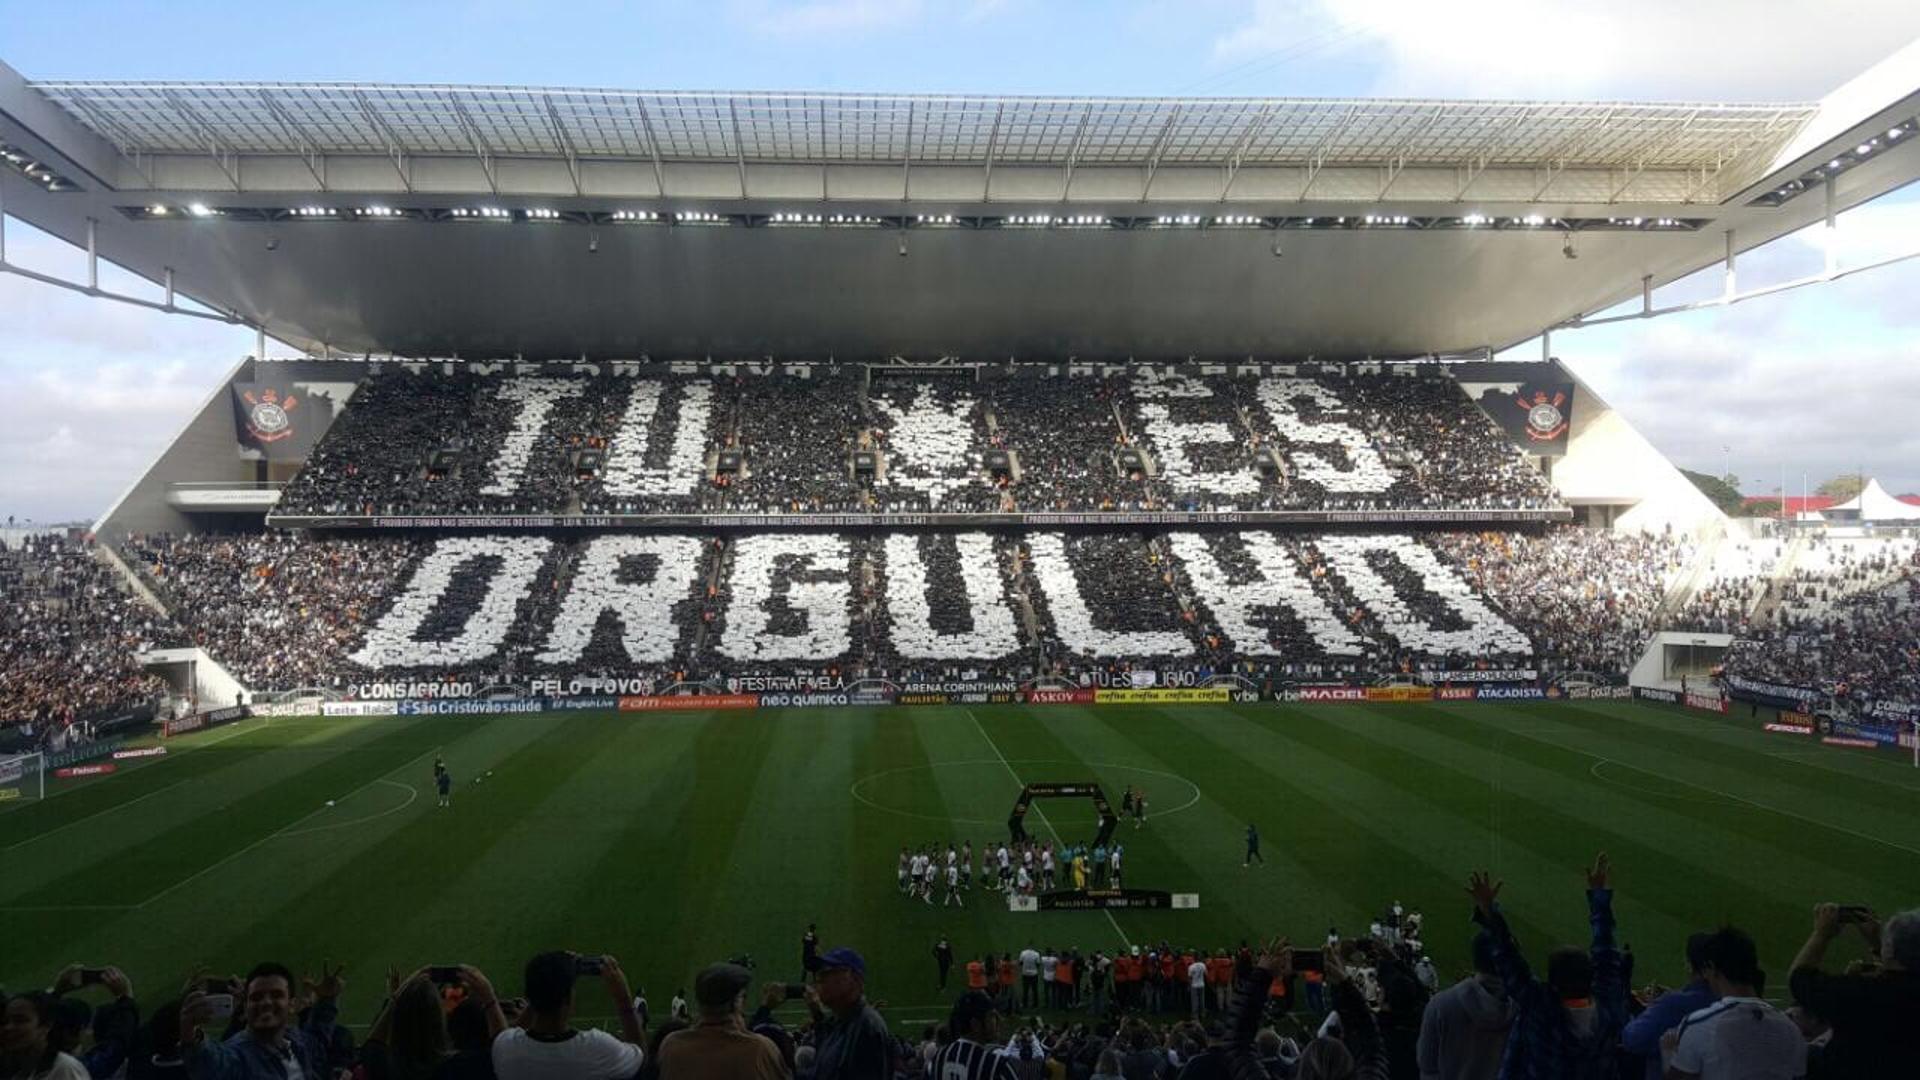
[3,701,1912,1031]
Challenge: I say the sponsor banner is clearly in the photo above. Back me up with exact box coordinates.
[1435,686,1478,701]
[1567,686,1634,700]
[47,739,127,769]
[759,693,853,708]
[527,677,660,698]
[0,788,20,802]
[112,746,169,760]
[1764,720,1815,736]
[1822,736,1880,749]
[163,714,206,737]
[232,380,324,459]
[618,694,759,712]
[898,681,1020,695]
[724,675,845,694]
[1830,720,1899,746]
[898,691,1018,706]
[1901,731,1919,751]
[0,758,26,784]
[350,682,476,701]
[1297,685,1367,703]
[1024,689,1095,705]
[55,763,117,779]
[1092,687,1231,705]
[1466,380,1575,455]
[1229,689,1262,704]
[1684,692,1729,714]
[321,700,399,717]
[1421,669,1539,684]
[1635,687,1680,704]
[544,696,622,712]
[1365,686,1435,703]
[396,698,546,716]
[1476,686,1546,701]
[849,688,894,707]
[251,702,311,717]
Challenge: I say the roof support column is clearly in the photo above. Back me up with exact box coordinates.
[1824,178,1838,278]
[0,176,7,265]
[257,324,267,361]
[86,217,98,292]
[1642,274,1652,316]
[164,267,175,309]
[1541,326,1552,362]
[1723,228,1736,299]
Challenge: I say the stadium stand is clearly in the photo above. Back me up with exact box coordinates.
[94,526,1723,696]
[0,534,172,747]
[272,366,1565,518]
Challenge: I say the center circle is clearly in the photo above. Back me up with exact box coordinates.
[849,759,1202,828]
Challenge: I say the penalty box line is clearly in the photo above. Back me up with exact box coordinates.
[964,709,1134,951]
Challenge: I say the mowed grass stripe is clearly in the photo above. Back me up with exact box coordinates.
[1036,703,1330,950]
[1259,702,1781,964]
[0,719,331,846]
[1556,702,1920,826]
[0,719,439,906]
[204,713,653,1015]
[1453,703,1920,875]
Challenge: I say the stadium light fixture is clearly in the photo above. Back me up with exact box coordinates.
[1890,126,1905,139]
[1857,142,1874,155]
[188,203,213,217]
[149,205,168,216]
[526,208,560,220]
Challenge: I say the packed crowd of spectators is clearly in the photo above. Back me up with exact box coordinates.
[0,533,171,745]
[1434,527,1695,678]
[1721,535,1920,709]
[79,524,1769,696]
[9,857,1911,1079]
[271,367,1568,520]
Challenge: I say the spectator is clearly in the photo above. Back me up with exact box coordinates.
[1660,926,1804,1080]
[48,965,140,1080]
[1788,904,1920,1078]
[1416,930,1514,1080]
[1618,934,1714,1080]
[491,953,643,1080]
[1465,854,1628,1080]
[177,962,343,1080]
[2,992,89,1080]
[654,963,785,1080]
[362,968,505,1080]
[927,991,1016,1080]
[804,949,889,1080]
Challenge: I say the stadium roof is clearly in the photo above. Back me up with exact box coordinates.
[31,83,1813,184]
[2,44,1918,360]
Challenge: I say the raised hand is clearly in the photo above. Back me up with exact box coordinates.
[310,960,346,1000]
[1254,937,1293,980]
[1585,852,1612,890]
[1465,870,1503,915]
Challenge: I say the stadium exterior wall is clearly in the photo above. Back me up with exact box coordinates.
[93,357,258,540]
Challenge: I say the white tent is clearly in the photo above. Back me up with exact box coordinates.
[1821,479,1920,522]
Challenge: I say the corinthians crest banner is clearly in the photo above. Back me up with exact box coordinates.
[1468,381,1576,456]
[231,380,321,459]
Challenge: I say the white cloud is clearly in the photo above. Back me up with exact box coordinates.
[1214,1,1920,99]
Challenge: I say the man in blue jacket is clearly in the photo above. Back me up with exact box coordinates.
[1466,853,1628,1080]
[179,961,342,1080]
[1618,933,1714,1080]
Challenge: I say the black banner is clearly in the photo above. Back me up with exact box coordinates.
[1468,381,1575,455]
[232,380,323,459]
[270,507,1573,530]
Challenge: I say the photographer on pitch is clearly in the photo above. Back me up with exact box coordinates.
[492,953,644,1080]
[176,962,343,1080]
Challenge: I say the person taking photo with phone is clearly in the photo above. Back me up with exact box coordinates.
[491,953,643,1080]
[176,961,344,1080]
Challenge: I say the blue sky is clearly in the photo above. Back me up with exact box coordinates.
[4,0,1920,520]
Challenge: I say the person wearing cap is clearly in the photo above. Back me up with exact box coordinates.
[654,963,786,1080]
[928,991,1018,1080]
[806,948,889,1080]
[491,952,643,1080]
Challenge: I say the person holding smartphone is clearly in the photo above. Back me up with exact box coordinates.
[490,953,643,1080]
[177,961,343,1080]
